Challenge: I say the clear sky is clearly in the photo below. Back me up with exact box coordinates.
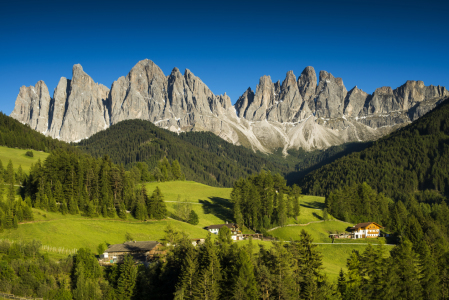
[1,0,448,114]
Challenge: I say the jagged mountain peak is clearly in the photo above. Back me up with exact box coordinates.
[10,59,449,154]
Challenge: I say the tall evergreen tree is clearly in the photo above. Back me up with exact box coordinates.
[117,255,138,300]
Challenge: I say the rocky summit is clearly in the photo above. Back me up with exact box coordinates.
[10,59,449,153]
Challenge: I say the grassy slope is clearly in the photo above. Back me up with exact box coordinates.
[269,193,394,280]
[0,145,49,173]
[1,180,394,281]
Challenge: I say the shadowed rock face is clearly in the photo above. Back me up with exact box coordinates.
[10,60,449,153]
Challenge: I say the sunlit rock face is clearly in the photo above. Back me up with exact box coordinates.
[11,60,449,153]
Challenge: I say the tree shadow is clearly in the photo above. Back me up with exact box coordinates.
[198,197,234,223]
[312,212,323,220]
[301,201,325,209]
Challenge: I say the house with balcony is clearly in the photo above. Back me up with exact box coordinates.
[348,222,382,238]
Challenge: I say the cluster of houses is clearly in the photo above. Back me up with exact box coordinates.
[100,222,383,265]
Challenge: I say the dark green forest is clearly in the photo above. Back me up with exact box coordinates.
[0,112,72,152]
[77,119,295,187]
[300,98,449,198]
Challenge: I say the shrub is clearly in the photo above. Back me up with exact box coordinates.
[25,151,34,157]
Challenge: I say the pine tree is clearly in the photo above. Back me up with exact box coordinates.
[171,160,183,180]
[13,215,18,229]
[233,249,258,300]
[391,240,422,299]
[117,255,138,300]
[119,203,127,220]
[149,187,167,220]
[276,192,287,227]
[49,196,58,212]
[61,199,68,215]
[337,269,347,298]
[188,210,199,225]
[174,243,197,299]
[192,234,221,300]
[68,197,79,215]
[419,241,439,300]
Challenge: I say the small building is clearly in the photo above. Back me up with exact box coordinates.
[205,223,243,240]
[349,222,382,239]
[100,241,164,264]
[191,239,205,246]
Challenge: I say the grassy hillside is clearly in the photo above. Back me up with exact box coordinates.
[0,180,393,281]
[0,145,49,173]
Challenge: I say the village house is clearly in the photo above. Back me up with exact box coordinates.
[100,241,165,264]
[205,223,243,240]
[348,222,382,239]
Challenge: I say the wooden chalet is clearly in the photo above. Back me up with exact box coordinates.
[100,241,165,264]
[348,222,382,238]
[205,223,243,240]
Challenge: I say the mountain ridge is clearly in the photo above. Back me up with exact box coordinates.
[10,59,449,153]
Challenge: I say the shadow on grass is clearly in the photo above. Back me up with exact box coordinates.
[301,201,325,209]
[312,212,323,220]
[198,197,234,223]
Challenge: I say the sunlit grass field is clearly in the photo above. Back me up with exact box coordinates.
[0,145,49,173]
[0,180,396,281]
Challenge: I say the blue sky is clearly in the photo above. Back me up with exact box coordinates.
[1,0,448,114]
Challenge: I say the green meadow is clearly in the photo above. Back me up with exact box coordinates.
[0,179,395,281]
[0,145,49,173]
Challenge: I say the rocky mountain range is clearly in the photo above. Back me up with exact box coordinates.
[10,59,448,153]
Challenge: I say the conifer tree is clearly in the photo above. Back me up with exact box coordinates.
[276,192,287,227]
[419,241,440,300]
[13,215,18,229]
[148,187,167,220]
[175,242,197,299]
[171,160,183,180]
[233,249,258,300]
[337,269,347,298]
[192,234,221,300]
[118,203,127,220]
[68,197,79,215]
[49,196,58,212]
[61,199,68,215]
[117,255,138,300]
[389,240,422,299]
[188,210,199,225]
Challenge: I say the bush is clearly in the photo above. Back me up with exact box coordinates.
[25,150,34,157]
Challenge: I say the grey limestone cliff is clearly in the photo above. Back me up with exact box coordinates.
[10,59,449,153]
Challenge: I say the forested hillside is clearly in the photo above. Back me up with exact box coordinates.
[0,112,71,152]
[299,98,449,198]
[77,120,292,187]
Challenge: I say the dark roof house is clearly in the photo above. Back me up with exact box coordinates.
[101,241,163,264]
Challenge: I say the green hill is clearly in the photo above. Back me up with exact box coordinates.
[299,97,449,198]
[77,119,294,187]
[0,145,49,173]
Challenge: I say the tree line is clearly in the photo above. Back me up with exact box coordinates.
[22,149,177,221]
